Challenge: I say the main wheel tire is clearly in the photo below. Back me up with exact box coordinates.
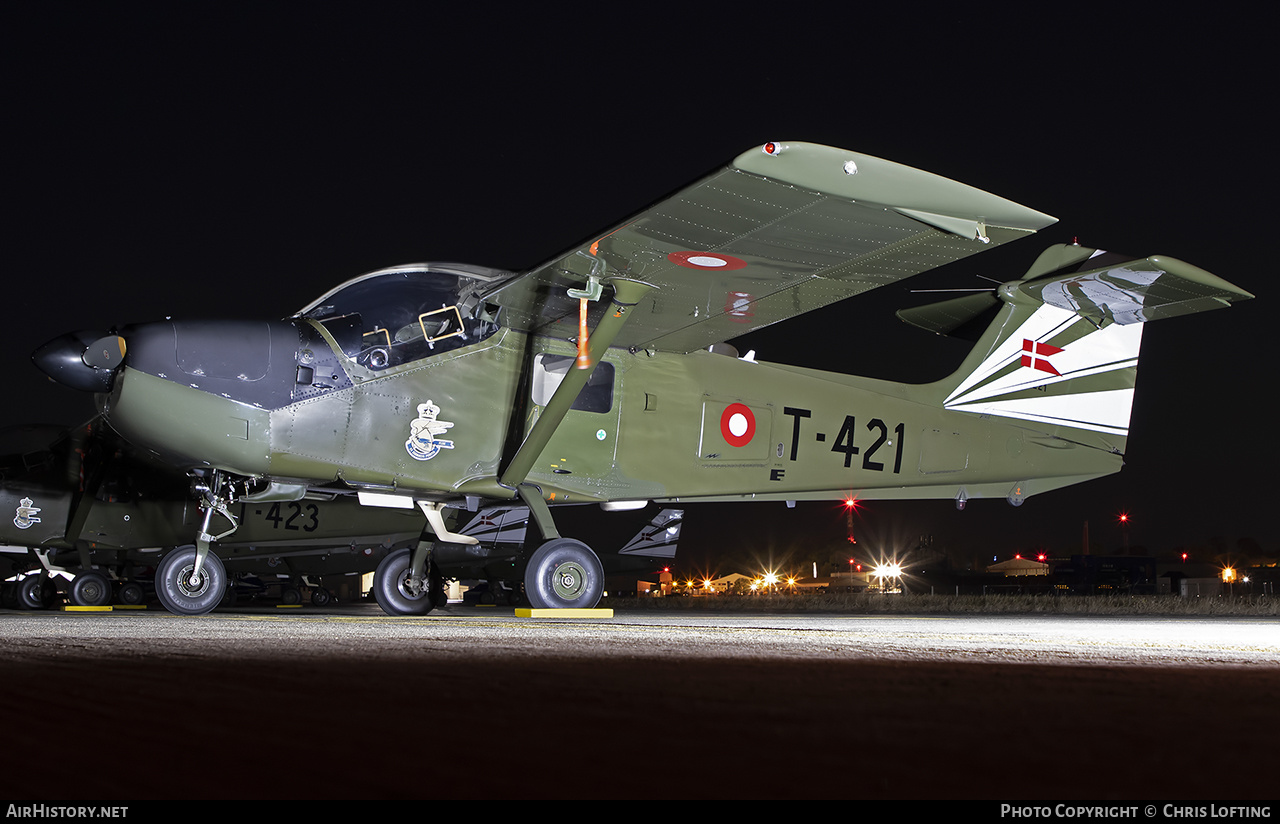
[372,548,434,616]
[154,547,227,616]
[17,576,51,610]
[117,582,145,605]
[69,571,112,607]
[523,539,603,609]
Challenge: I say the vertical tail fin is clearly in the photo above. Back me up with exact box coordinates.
[905,244,1252,442]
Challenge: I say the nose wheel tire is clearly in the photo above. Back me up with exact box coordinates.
[372,548,436,616]
[523,539,603,610]
[155,546,227,616]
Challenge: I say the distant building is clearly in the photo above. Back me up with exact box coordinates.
[986,557,1049,577]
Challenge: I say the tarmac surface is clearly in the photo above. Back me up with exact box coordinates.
[2,602,1277,801]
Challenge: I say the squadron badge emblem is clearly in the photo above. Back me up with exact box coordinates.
[14,497,42,530]
[405,400,456,461]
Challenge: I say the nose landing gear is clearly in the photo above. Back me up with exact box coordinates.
[154,470,241,616]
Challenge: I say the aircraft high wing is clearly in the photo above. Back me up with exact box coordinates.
[485,142,1056,353]
[30,141,1252,617]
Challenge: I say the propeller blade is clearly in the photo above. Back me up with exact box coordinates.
[83,335,126,369]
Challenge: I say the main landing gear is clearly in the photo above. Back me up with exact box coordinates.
[522,538,603,610]
[371,536,606,616]
[68,570,113,607]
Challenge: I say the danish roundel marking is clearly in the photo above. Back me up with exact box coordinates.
[720,403,756,447]
[668,251,748,271]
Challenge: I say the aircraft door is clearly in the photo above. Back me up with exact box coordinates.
[527,353,621,486]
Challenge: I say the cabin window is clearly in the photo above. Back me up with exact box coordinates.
[531,354,614,413]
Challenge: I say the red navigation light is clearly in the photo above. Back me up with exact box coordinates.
[763,142,781,156]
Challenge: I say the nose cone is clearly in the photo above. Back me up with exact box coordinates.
[32,331,126,392]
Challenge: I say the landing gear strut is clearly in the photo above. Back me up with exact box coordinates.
[152,470,241,616]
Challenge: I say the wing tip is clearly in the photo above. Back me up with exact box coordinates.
[734,141,1056,232]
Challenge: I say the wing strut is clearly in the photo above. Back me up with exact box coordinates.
[566,250,605,369]
[498,278,653,494]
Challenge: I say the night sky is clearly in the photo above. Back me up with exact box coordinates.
[4,6,1270,574]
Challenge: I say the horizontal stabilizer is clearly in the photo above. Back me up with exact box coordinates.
[897,292,1000,339]
[1015,250,1253,326]
[618,509,683,559]
[901,244,1252,340]
[457,505,530,546]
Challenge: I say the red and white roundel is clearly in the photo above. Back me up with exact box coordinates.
[668,251,747,271]
[725,291,754,321]
[720,403,756,447]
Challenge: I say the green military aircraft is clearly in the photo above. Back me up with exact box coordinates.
[0,419,681,613]
[0,419,422,610]
[32,141,1252,616]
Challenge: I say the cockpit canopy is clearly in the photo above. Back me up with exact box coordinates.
[297,263,508,371]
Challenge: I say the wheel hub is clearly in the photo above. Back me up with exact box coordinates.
[397,573,427,600]
[176,565,210,598]
[552,561,587,600]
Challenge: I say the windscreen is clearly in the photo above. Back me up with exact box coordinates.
[303,269,497,370]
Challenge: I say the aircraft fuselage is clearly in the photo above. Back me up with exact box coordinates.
[98,315,1124,510]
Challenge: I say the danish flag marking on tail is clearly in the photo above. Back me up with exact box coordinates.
[1021,339,1064,376]
[944,303,1145,437]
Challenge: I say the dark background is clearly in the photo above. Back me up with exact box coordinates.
[4,4,1270,576]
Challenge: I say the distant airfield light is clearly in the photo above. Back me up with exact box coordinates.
[873,562,902,580]
[1222,567,1237,584]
